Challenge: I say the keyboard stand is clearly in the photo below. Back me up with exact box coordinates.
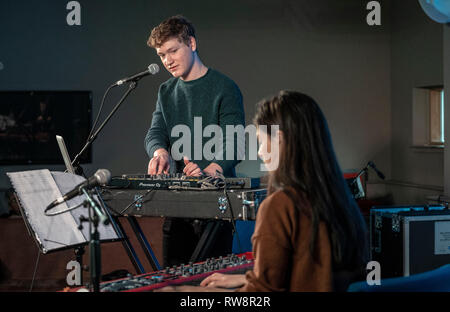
[110,216,146,274]
[96,191,146,274]
[189,221,223,263]
[126,216,161,271]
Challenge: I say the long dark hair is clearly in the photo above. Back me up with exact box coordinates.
[254,90,368,271]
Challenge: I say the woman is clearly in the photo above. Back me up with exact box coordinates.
[159,90,369,292]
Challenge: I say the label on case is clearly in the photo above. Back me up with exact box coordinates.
[435,221,450,255]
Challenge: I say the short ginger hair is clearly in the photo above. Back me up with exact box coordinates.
[147,15,196,48]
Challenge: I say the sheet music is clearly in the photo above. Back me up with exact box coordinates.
[7,169,86,253]
[52,171,118,243]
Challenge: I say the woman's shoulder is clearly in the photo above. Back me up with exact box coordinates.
[264,187,307,204]
[254,188,308,240]
[264,189,293,204]
[259,187,308,217]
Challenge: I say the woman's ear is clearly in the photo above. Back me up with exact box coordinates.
[277,130,284,144]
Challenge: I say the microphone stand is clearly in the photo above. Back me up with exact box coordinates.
[71,80,139,177]
[350,161,386,199]
[348,164,369,200]
[79,187,107,292]
[69,80,139,292]
[354,166,368,185]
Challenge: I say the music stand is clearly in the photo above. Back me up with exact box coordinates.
[6,169,120,290]
[56,135,156,276]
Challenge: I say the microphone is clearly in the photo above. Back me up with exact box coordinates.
[368,161,385,180]
[115,64,160,85]
[45,169,111,212]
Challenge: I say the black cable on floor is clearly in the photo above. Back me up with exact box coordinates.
[29,247,41,292]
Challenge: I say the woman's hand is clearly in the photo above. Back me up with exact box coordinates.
[200,273,246,289]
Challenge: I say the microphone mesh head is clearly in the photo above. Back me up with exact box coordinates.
[95,169,111,185]
[148,63,160,75]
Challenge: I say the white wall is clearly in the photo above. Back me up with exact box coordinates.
[444,25,450,195]
[389,0,444,204]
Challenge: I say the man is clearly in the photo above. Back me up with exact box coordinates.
[144,15,245,267]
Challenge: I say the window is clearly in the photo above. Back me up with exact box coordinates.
[412,86,444,147]
[429,88,444,145]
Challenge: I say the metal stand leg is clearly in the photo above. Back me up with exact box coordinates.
[112,217,146,274]
[89,212,101,292]
[113,220,145,274]
[126,216,161,271]
[95,191,146,274]
[74,246,85,285]
[189,221,222,263]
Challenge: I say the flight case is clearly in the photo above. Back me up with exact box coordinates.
[370,205,450,278]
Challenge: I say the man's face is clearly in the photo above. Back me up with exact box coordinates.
[156,37,195,80]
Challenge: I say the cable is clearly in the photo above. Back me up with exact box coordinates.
[69,83,116,176]
[119,188,155,215]
[44,202,84,217]
[166,174,225,190]
[87,83,116,142]
[215,171,242,254]
[29,247,40,292]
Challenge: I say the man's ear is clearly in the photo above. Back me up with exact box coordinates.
[189,36,197,52]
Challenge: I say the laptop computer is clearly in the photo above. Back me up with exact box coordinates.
[56,135,75,174]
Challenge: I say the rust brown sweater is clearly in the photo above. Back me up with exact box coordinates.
[237,189,334,292]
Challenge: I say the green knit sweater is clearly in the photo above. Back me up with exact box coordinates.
[144,68,245,177]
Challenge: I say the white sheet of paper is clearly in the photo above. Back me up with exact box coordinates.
[7,169,86,253]
[435,221,450,255]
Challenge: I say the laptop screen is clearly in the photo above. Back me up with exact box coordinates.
[56,135,75,174]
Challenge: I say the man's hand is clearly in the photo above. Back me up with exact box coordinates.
[183,157,203,176]
[200,273,246,288]
[203,162,223,177]
[148,148,171,174]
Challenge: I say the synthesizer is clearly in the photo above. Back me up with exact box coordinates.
[100,188,267,221]
[106,174,260,190]
[66,252,254,292]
